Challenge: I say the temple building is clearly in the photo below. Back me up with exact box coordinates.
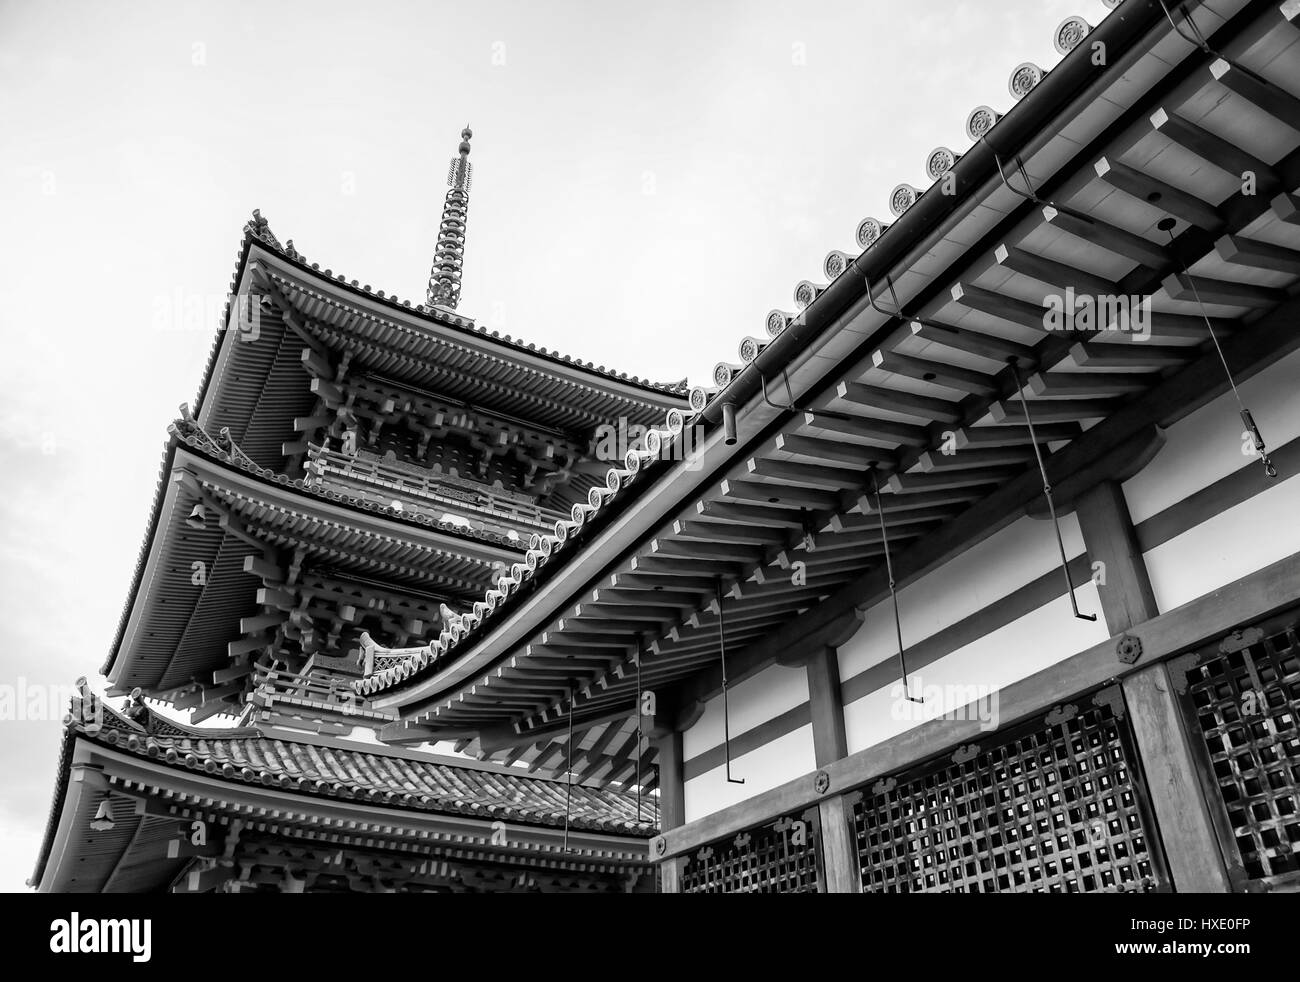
[31,130,680,893]
[36,0,1300,894]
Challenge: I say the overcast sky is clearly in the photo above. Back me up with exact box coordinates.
[0,0,1099,891]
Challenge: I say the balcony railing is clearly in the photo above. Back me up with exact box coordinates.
[305,444,559,540]
[249,666,395,725]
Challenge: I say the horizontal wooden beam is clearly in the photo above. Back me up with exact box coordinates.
[1215,234,1300,276]
[1093,155,1223,231]
[653,549,1300,860]
[909,319,1038,366]
[802,411,930,448]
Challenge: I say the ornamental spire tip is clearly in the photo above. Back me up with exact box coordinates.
[427,127,473,310]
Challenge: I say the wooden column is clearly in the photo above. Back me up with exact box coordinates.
[805,646,860,893]
[1075,480,1230,892]
[1075,480,1158,637]
[653,730,686,893]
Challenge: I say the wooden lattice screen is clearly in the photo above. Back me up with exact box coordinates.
[1171,614,1300,892]
[679,805,823,893]
[846,685,1168,893]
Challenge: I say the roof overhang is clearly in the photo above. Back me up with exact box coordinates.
[361,0,1300,768]
[104,440,524,700]
[196,238,687,471]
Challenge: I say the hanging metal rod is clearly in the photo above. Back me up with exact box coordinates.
[1007,359,1097,622]
[1158,217,1276,478]
[563,689,574,854]
[871,470,925,704]
[717,578,744,785]
[635,638,643,822]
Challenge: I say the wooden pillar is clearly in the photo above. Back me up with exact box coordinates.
[653,730,686,893]
[1075,480,1230,892]
[1075,480,1158,636]
[805,646,860,893]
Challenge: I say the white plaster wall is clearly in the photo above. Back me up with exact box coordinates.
[842,583,1109,755]
[683,724,815,824]
[1143,472,1300,612]
[1123,347,1300,524]
[682,662,809,761]
[836,513,1088,684]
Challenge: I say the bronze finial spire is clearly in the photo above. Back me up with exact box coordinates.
[426,127,473,310]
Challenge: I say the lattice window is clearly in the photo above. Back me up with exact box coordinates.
[1172,617,1300,891]
[846,687,1167,893]
[679,807,823,894]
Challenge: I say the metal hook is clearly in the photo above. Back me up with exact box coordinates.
[760,366,871,432]
[1158,219,1276,480]
[984,141,1096,226]
[759,367,800,414]
[868,270,941,331]
[1158,0,1217,56]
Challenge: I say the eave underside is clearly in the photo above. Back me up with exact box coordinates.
[373,0,1300,783]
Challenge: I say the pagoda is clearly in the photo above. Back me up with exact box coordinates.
[32,130,685,893]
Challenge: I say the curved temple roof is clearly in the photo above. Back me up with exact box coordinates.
[351,0,1300,769]
[31,685,657,889]
[351,3,1134,700]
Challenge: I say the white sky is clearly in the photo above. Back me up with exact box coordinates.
[0,0,1100,891]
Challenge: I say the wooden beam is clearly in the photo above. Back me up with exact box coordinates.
[671,520,787,547]
[1070,342,1191,370]
[802,411,929,448]
[989,398,1117,424]
[1162,272,1284,309]
[1042,205,1169,269]
[1075,480,1158,636]
[719,478,839,511]
[1122,664,1232,893]
[888,467,1011,494]
[817,795,861,894]
[1208,58,1300,131]
[949,282,1051,332]
[655,549,1300,861]
[953,422,1081,448]
[908,319,1038,366]
[995,244,1117,297]
[806,646,846,766]
[916,445,1036,471]
[674,303,1300,713]
[1093,156,1223,231]
[1150,107,1279,188]
[654,730,685,893]
[870,350,999,396]
[746,456,862,491]
[1028,372,1152,398]
[695,499,807,528]
[1273,191,1300,225]
[775,433,894,468]
[1214,234,1300,276]
[834,382,962,424]
[1072,479,1230,891]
